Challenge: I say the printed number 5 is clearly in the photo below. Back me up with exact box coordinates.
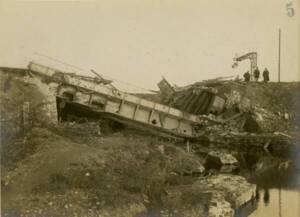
[286,2,295,17]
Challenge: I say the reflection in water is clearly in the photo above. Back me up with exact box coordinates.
[234,150,300,217]
[248,189,300,217]
[263,188,270,206]
[279,188,282,217]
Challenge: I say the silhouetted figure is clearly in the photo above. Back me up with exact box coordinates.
[243,71,250,82]
[254,67,260,81]
[263,188,270,205]
[263,68,270,83]
[255,188,260,201]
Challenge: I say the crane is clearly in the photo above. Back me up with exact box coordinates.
[232,52,257,81]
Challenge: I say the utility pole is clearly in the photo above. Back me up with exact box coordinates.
[278,28,281,82]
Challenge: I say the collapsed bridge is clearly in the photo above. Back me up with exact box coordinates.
[1,61,295,151]
[28,62,226,139]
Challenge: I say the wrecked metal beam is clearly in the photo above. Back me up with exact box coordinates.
[28,62,206,139]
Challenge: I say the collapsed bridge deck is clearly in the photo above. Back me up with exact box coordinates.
[28,62,225,139]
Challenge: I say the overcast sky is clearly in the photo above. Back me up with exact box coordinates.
[0,0,299,92]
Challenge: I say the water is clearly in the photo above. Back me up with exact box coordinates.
[249,189,300,217]
[234,151,300,217]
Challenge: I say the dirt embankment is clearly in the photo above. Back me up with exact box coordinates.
[2,123,209,217]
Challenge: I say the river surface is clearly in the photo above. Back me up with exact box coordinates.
[234,151,300,217]
[249,189,300,217]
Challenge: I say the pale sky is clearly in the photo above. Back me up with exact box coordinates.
[0,0,299,92]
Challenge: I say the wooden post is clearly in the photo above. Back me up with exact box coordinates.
[22,101,30,129]
[186,139,190,153]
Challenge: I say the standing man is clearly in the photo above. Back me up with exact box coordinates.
[243,71,250,82]
[254,67,260,81]
[263,68,270,83]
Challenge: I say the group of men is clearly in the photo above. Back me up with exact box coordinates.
[243,67,270,82]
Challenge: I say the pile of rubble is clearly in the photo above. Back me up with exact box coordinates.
[157,78,300,136]
[163,174,256,217]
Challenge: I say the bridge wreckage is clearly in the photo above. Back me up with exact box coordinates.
[28,62,228,139]
[2,61,293,148]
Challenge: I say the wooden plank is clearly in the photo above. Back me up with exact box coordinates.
[133,104,140,120]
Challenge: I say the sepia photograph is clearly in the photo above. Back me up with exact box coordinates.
[0,0,299,216]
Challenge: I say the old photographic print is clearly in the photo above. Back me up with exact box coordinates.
[0,0,299,217]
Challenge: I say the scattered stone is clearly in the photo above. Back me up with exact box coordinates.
[171,156,205,175]
[195,174,256,209]
[157,145,165,154]
[284,113,290,120]
[209,192,234,217]
[220,165,238,173]
[206,151,238,170]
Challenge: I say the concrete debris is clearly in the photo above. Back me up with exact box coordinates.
[164,174,256,217]
[208,192,234,217]
[194,174,256,209]
[157,77,299,137]
[168,150,205,175]
[205,151,239,172]
[157,144,165,154]
[220,165,239,173]
[208,151,238,165]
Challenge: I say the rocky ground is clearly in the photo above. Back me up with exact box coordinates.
[1,69,299,217]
